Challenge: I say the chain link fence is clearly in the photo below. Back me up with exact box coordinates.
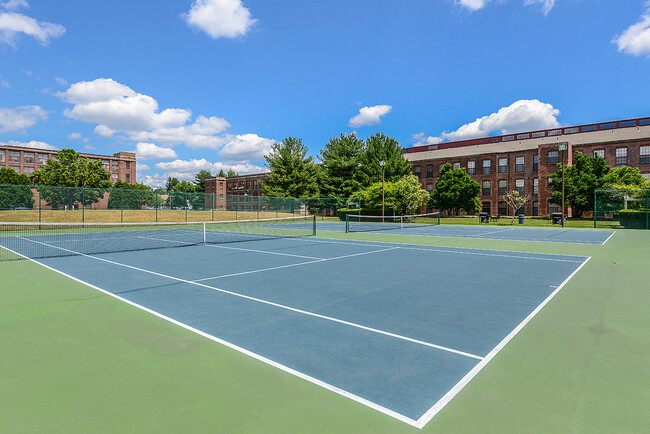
[594,189,650,229]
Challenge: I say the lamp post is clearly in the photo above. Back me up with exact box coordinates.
[558,143,567,227]
[379,160,386,221]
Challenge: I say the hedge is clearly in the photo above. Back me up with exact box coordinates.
[618,209,649,229]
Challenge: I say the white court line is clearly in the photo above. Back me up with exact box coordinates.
[413,256,591,429]
[468,228,517,237]
[17,237,481,363]
[194,246,402,281]
[601,231,616,245]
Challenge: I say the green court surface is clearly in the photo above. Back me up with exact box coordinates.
[1,229,648,433]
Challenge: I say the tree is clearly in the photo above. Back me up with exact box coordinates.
[360,133,412,185]
[107,180,155,210]
[262,137,319,198]
[165,177,180,191]
[392,174,430,215]
[226,169,238,177]
[319,133,365,198]
[604,166,646,188]
[32,149,111,209]
[0,167,34,209]
[501,190,531,225]
[165,179,199,209]
[193,169,212,192]
[216,169,226,177]
[354,181,397,212]
[429,163,481,215]
[548,152,611,217]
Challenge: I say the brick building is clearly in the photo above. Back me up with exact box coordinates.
[0,143,137,184]
[203,176,227,209]
[404,117,650,216]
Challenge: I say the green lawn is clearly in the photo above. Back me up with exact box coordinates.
[0,229,647,432]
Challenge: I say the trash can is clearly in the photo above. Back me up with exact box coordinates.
[518,214,525,224]
[552,212,562,224]
[479,212,489,223]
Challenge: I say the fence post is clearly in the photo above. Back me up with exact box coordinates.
[185,192,188,222]
[38,185,41,224]
[593,190,597,229]
[82,187,85,224]
[121,189,124,223]
[646,190,649,230]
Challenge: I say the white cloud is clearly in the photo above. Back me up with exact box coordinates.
[1,0,29,11]
[0,11,65,47]
[524,0,555,16]
[411,132,443,147]
[219,133,275,161]
[83,144,96,150]
[137,173,166,188]
[0,105,47,132]
[54,76,67,87]
[457,0,492,11]
[183,0,256,39]
[0,79,9,88]
[135,142,178,160]
[67,132,81,140]
[94,124,115,137]
[613,2,650,57]
[458,0,555,14]
[348,104,392,128]
[416,99,560,144]
[0,139,58,150]
[137,163,150,171]
[155,158,264,181]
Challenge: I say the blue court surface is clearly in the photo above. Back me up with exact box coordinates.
[318,221,615,245]
[10,235,589,428]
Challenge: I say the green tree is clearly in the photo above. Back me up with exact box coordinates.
[107,180,155,210]
[165,177,180,191]
[193,169,212,192]
[262,137,319,198]
[360,133,412,185]
[501,190,531,225]
[216,169,226,177]
[319,133,365,198]
[165,180,199,209]
[0,167,34,209]
[354,181,397,212]
[604,166,646,188]
[393,174,430,215]
[32,149,110,209]
[226,169,238,177]
[548,152,611,217]
[429,163,481,215]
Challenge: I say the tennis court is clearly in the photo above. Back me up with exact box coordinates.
[318,220,615,245]
[0,217,590,428]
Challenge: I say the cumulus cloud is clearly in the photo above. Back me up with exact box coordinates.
[137,163,150,171]
[458,0,556,14]
[0,139,58,150]
[457,0,492,11]
[67,132,82,140]
[415,99,560,144]
[411,132,443,147]
[613,1,650,57]
[219,133,275,161]
[348,104,392,128]
[155,158,264,181]
[54,77,68,87]
[135,142,178,160]
[0,11,65,47]
[1,0,29,11]
[183,0,256,39]
[94,124,115,137]
[0,105,47,132]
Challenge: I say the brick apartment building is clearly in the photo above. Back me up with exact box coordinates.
[0,143,137,184]
[205,172,270,210]
[404,117,650,216]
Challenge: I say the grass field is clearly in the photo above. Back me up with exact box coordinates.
[0,228,647,432]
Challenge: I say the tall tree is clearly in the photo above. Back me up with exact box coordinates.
[262,137,319,198]
[393,174,430,215]
[319,133,365,198]
[193,169,212,192]
[216,169,226,177]
[0,167,34,209]
[604,166,646,188]
[165,177,180,191]
[360,133,412,185]
[32,149,111,209]
[226,169,238,177]
[107,180,155,210]
[548,152,611,217]
[429,163,481,215]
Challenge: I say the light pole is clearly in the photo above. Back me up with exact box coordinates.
[558,143,567,227]
[379,160,386,221]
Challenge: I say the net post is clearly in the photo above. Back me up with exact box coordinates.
[345,214,349,233]
[185,192,188,222]
[312,215,316,236]
[203,222,206,244]
[38,185,41,226]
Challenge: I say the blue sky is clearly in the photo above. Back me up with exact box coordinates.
[1,0,650,186]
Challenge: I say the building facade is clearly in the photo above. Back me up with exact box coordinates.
[404,117,650,216]
[204,176,227,209]
[0,144,137,184]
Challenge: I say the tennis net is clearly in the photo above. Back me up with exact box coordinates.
[0,215,316,261]
[346,212,439,233]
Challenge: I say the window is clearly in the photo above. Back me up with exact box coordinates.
[426,165,433,178]
[616,147,627,166]
[532,131,546,138]
[548,151,558,165]
[37,153,48,165]
[102,159,110,171]
[125,161,131,170]
[426,184,433,193]
[582,125,597,132]
[502,135,514,141]
[414,166,421,178]
[112,160,119,171]
[548,201,559,214]
[111,173,118,181]
[498,202,507,215]
[515,179,525,195]
[219,181,224,187]
[548,129,562,136]
[640,146,650,165]
[620,120,636,128]
[533,178,539,194]
[482,202,491,214]
[515,204,524,215]
[564,127,579,134]
[24,166,35,175]
[482,181,491,197]
[0,151,4,162]
[639,118,650,126]
[516,133,530,140]
[533,155,539,171]
[482,159,491,175]
[9,150,20,163]
[125,173,131,182]
[467,161,476,175]
[641,173,650,182]
[498,158,507,174]
[9,165,21,173]
[498,180,507,196]
[23,152,34,164]
[428,145,438,150]
[600,122,616,130]
[453,162,460,170]
[513,156,524,172]
[532,201,538,216]
[594,149,605,159]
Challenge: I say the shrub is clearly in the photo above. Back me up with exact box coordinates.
[618,209,649,229]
